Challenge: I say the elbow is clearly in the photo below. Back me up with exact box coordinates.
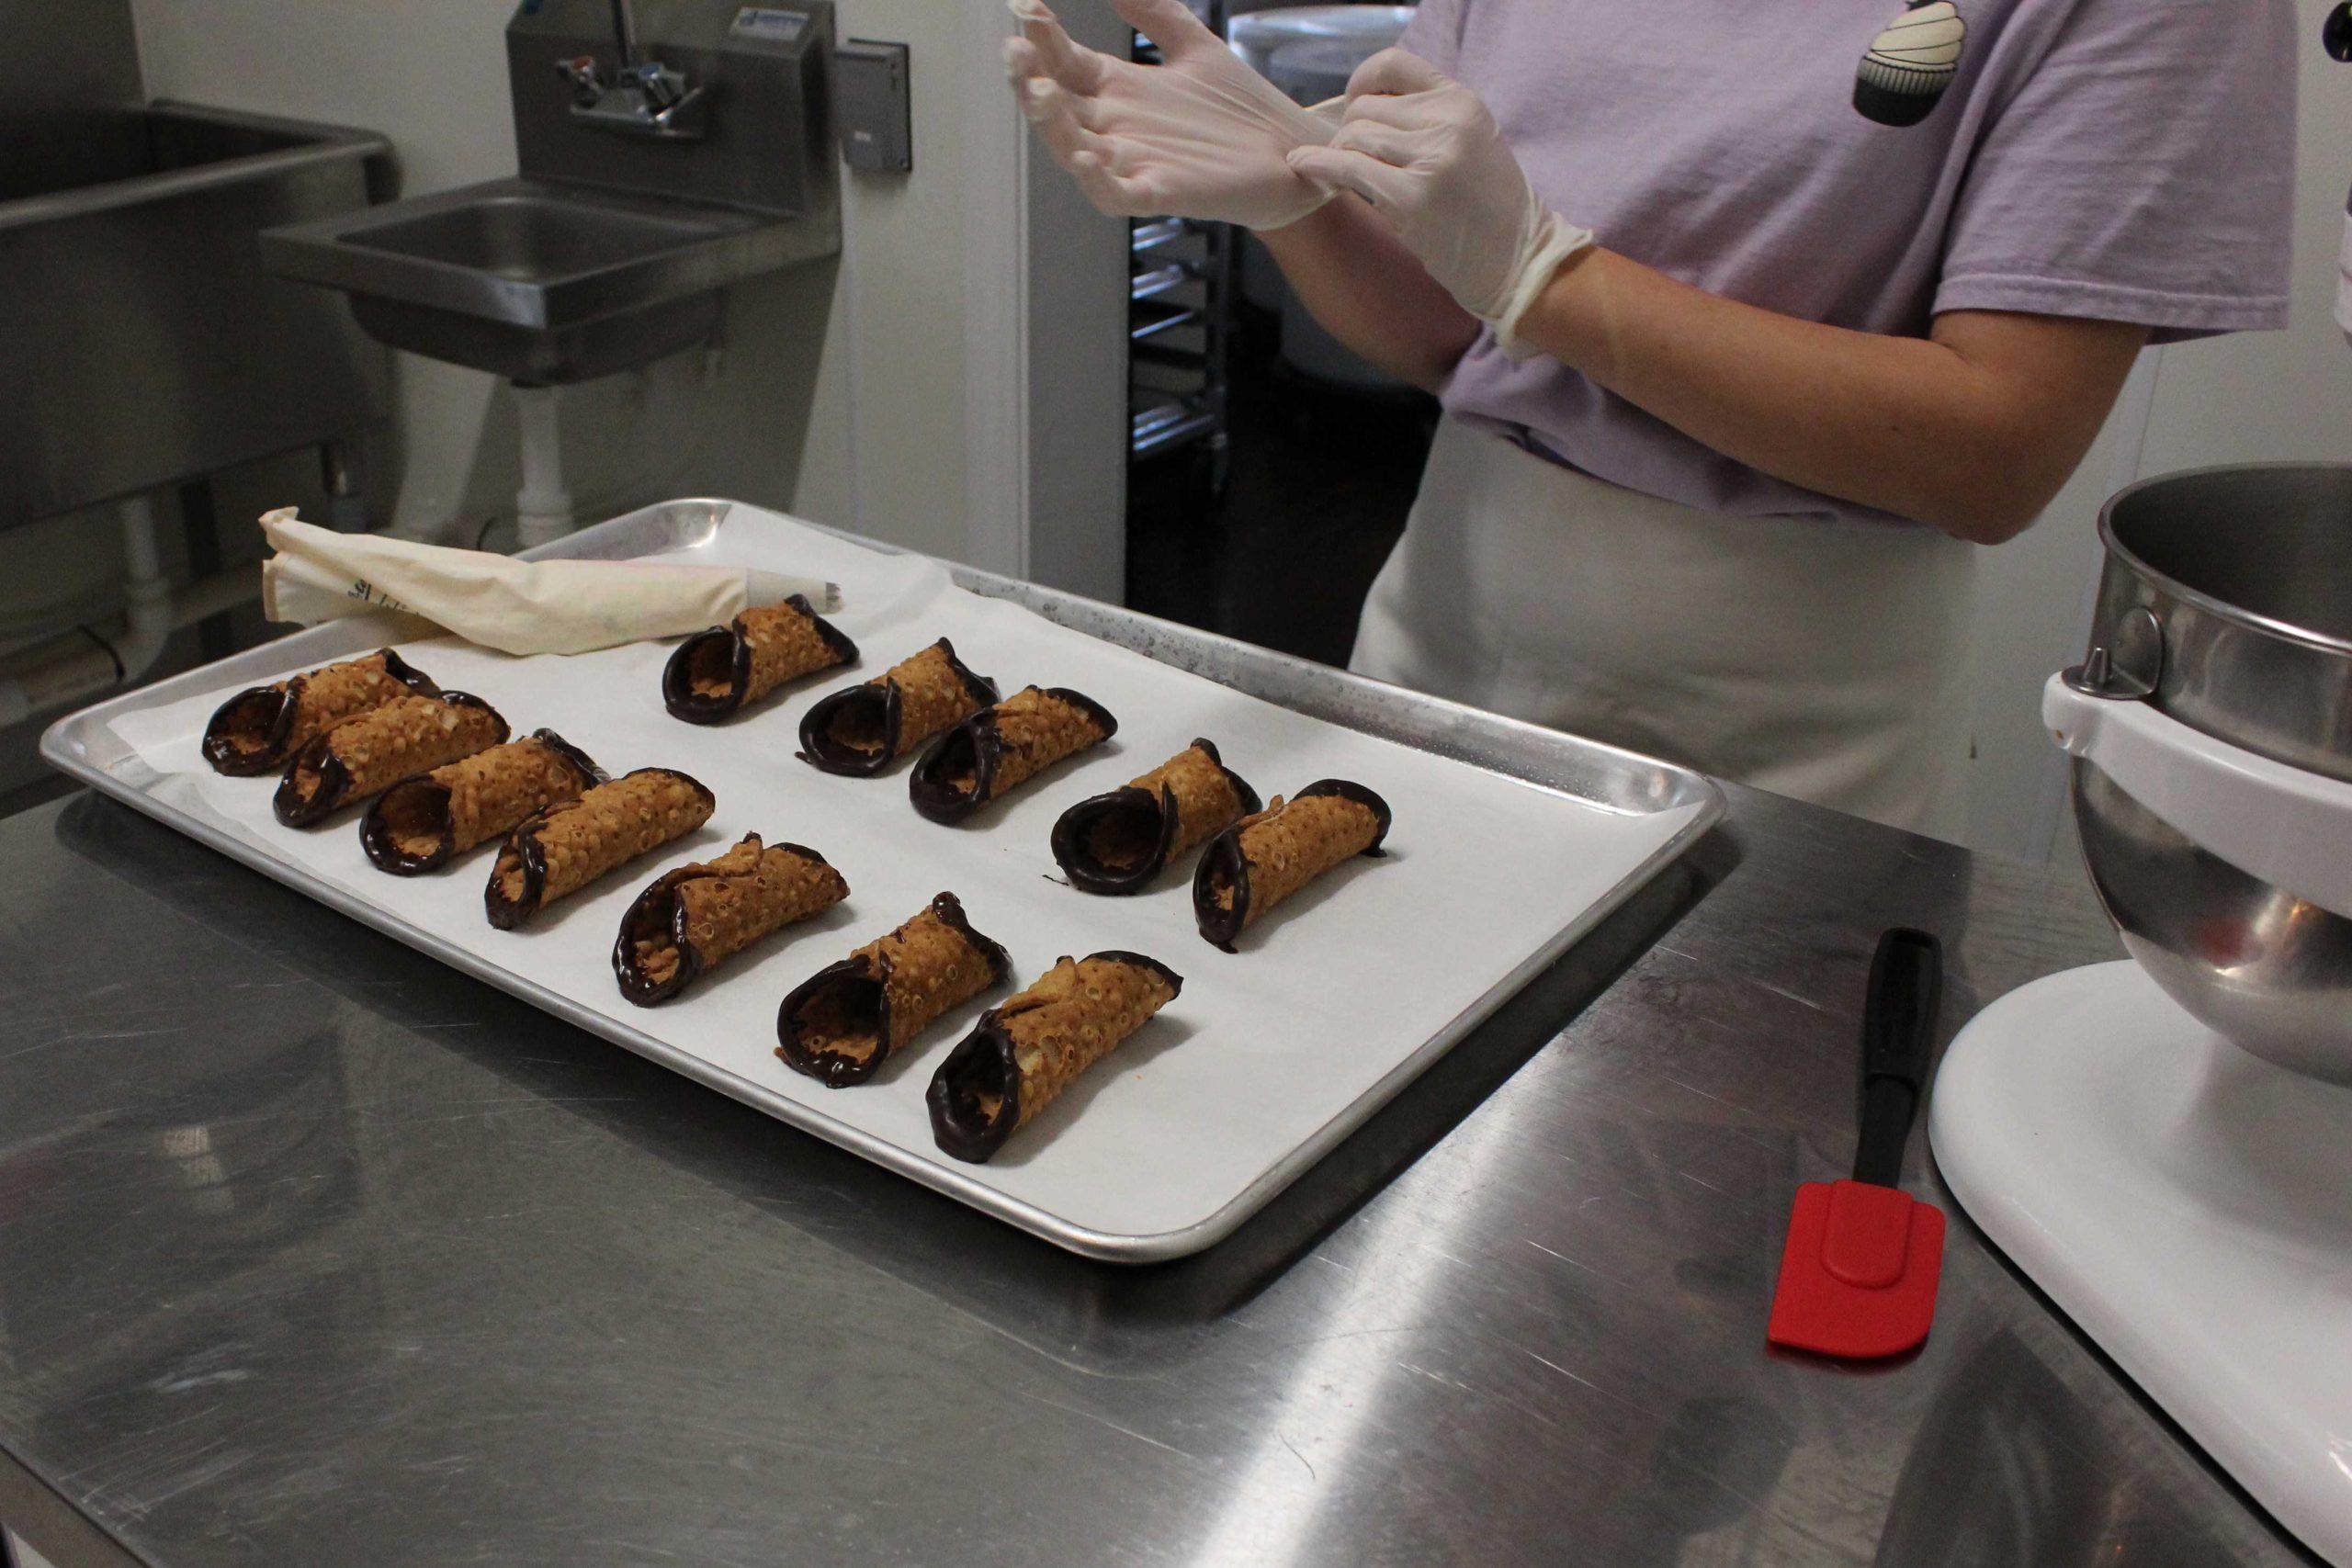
[1916,443,2077,546]
[1402,320,1479,394]
[1408,352,1464,396]
[1928,494,2041,547]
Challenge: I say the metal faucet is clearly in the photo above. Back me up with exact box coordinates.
[555,0,707,139]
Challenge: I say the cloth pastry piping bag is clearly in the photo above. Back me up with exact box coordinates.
[258,509,837,657]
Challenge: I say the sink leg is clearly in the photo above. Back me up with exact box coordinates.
[512,383,574,551]
[177,478,238,660]
[321,439,369,534]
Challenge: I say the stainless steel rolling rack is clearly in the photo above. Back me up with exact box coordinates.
[1126,0,1236,495]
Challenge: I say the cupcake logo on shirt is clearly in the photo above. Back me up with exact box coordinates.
[1854,0,1968,127]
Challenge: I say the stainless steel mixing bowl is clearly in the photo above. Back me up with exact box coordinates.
[2069,464,2352,1082]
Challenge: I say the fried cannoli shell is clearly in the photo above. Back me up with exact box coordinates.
[1050,737,1260,894]
[797,638,997,776]
[662,594,858,724]
[272,693,508,828]
[1193,780,1392,951]
[360,729,604,874]
[484,767,715,930]
[203,649,440,775]
[927,951,1183,1163]
[613,833,849,1005]
[775,892,1009,1088]
[910,685,1118,824]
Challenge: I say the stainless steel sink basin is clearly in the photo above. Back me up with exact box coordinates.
[2,102,369,204]
[259,0,842,388]
[260,177,822,385]
[0,102,390,527]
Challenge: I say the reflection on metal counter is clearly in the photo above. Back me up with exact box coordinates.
[0,779,2313,1567]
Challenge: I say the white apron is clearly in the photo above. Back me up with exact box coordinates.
[1351,419,1977,838]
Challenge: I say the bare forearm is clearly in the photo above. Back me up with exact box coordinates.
[1517,249,2146,543]
[1260,197,1478,391]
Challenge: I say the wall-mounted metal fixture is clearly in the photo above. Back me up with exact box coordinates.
[264,0,841,389]
[556,0,708,139]
[835,39,910,174]
[262,0,842,545]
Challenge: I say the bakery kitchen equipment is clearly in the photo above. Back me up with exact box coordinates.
[45,499,1721,1262]
[1934,464,2352,1567]
[1766,929,1946,1359]
[2049,464,2352,1081]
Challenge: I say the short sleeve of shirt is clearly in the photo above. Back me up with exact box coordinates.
[1935,0,2295,341]
[1397,0,1466,75]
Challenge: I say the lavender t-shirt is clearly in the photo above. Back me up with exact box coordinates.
[1402,0,2298,526]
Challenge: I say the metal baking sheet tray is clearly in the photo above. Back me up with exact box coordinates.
[42,500,1723,1261]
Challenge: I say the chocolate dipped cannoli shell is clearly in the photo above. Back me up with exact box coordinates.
[203,649,440,775]
[927,951,1182,1163]
[775,892,1009,1088]
[1050,737,1260,895]
[273,693,508,828]
[797,638,997,776]
[910,685,1118,824]
[485,767,715,930]
[1193,780,1392,951]
[614,833,849,1005]
[361,728,604,874]
[662,594,858,724]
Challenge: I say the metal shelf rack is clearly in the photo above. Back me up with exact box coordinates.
[1125,2,1234,485]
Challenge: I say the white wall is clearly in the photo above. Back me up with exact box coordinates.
[1963,0,2352,861]
[124,0,1128,587]
[2138,1,2352,479]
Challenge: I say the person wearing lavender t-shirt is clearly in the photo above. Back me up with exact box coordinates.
[1006,0,2295,835]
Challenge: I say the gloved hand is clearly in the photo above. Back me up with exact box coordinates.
[1287,50,1594,356]
[1002,0,1338,231]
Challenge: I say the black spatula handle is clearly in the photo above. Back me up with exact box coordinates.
[1852,928,1943,1189]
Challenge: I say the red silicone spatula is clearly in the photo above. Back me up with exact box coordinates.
[1767,927,1947,1359]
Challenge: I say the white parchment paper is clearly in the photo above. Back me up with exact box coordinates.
[107,506,1707,1248]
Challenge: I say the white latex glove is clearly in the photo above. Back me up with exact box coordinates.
[1002,0,1338,231]
[1287,50,1594,357]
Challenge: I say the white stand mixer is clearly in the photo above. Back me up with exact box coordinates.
[1931,463,2352,1566]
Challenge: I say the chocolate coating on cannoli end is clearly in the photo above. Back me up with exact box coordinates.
[775,892,1010,1088]
[613,833,847,1005]
[485,766,716,931]
[360,728,603,875]
[615,834,845,1003]
[910,685,1119,825]
[1193,778,1392,951]
[1050,786,1170,895]
[203,649,438,775]
[927,950,1182,1163]
[797,637,997,775]
[662,595,858,724]
[272,692,506,829]
[1294,779,1393,850]
[1050,738,1259,895]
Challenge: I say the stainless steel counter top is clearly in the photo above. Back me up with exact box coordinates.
[0,788,2312,1567]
